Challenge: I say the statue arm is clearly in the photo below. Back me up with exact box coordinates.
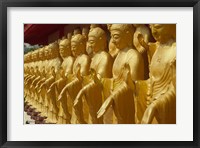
[39,76,54,89]
[141,82,176,124]
[35,77,46,89]
[31,76,41,86]
[128,53,144,81]
[25,75,36,85]
[47,78,64,93]
[97,81,128,118]
[25,74,32,81]
[24,75,32,85]
[58,78,80,101]
[65,58,74,77]
[80,56,90,76]
[97,56,112,78]
[74,80,96,106]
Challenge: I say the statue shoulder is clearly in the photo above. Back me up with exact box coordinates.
[67,56,75,63]
[81,54,90,61]
[81,54,91,64]
[101,51,113,61]
[127,48,143,61]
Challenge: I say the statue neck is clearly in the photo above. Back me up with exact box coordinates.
[95,50,104,55]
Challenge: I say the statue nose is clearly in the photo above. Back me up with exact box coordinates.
[112,39,116,44]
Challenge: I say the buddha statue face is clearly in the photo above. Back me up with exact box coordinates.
[82,27,89,39]
[150,24,176,43]
[88,27,107,53]
[59,39,71,59]
[110,24,134,50]
[67,32,72,40]
[71,34,86,57]
[44,46,50,60]
[25,53,30,63]
[33,50,39,61]
[30,51,36,62]
[28,53,32,62]
[48,42,60,59]
[38,48,44,60]
[73,28,81,35]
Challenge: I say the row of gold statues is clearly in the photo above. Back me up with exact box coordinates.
[24,24,176,124]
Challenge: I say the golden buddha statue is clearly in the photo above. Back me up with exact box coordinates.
[36,43,61,123]
[58,34,90,124]
[27,50,39,109]
[74,27,113,124]
[32,48,46,116]
[82,27,92,57]
[45,42,62,123]
[82,27,89,39]
[24,52,32,101]
[140,24,176,124]
[48,38,74,124]
[67,32,72,40]
[97,24,144,124]
[34,46,49,119]
[73,28,81,35]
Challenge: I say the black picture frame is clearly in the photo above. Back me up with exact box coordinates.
[0,0,199,147]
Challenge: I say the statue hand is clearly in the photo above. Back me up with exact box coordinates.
[47,83,55,93]
[76,65,83,82]
[35,85,39,89]
[39,84,44,90]
[47,88,51,94]
[137,33,144,44]
[97,96,113,119]
[58,91,64,101]
[141,103,156,124]
[30,85,33,89]
[74,90,83,107]
[74,97,79,107]
[38,89,41,93]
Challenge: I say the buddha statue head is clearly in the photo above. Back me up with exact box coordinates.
[24,53,30,63]
[44,45,50,60]
[71,34,86,57]
[73,28,81,35]
[31,50,38,62]
[82,27,89,39]
[90,24,101,29]
[67,32,72,40]
[38,47,45,61]
[88,27,107,53]
[27,52,32,63]
[24,54,27,63]
[59,38,71,59]
[48,42,60,59]
[34,50,39,61]
[133,24,142,28]
[150,24,176,43]
[110,24,135,50]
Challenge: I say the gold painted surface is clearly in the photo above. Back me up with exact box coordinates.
[24,24,176,124]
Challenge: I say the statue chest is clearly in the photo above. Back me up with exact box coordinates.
[112,52,129,78]
[150,44,176,81]
[90,55,102,71]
